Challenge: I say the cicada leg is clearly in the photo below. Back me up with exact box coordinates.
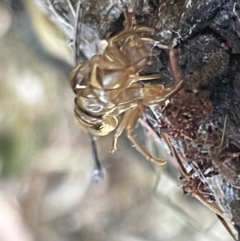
[123,6,136,29]
[137,74,163,81]
[109,7,168,50]
[141,80,183,105]
[108,27,154,46]
[114,80,183,107]
[126,105,166,165]
[111,109,132,153]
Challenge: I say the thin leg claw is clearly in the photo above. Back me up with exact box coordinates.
[126,106,167,165]
[110,144,117,153]
[128,130,166,165]
[110,134,120,153]
[148,157,166,165]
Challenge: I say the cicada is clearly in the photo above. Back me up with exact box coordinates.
[70,7,183,166]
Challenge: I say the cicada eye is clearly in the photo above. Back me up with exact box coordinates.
[87,116,118,136]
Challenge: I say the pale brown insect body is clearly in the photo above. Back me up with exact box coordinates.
[70,9,183,165]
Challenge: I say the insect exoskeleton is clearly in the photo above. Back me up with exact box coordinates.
[70,8,183,165]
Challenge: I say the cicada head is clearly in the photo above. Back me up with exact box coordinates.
[74,108,118,136]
